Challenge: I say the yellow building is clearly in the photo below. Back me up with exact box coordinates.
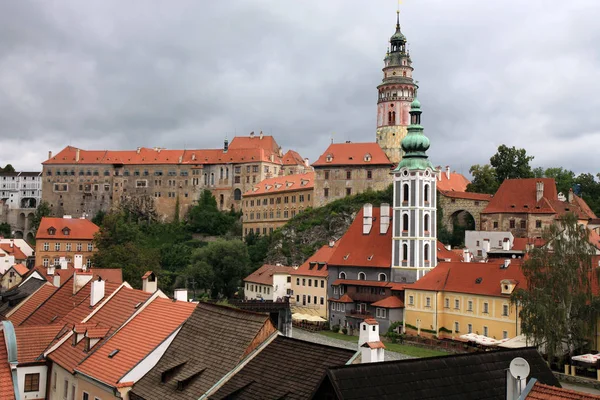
[242,172,314,237]
[290,240,339,319]
[403,260,525,341]
[35,216,99,269]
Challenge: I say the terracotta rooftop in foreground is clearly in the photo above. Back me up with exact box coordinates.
[75,297,196,388]
[0,331,15,400]
[0,243,28,260]
[312,142,392,167]
[291,240,339,277]
[15,324,63,363]
[36,217,99,240]
[525,381,600,399]
[243,172,314,197]
[244,264,293,286]
[6,283,57,326]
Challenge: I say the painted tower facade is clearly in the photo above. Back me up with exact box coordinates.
[376,11,418,165]
[391,99,437,283]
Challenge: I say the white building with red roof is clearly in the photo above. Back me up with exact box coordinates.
[244,263,293,301]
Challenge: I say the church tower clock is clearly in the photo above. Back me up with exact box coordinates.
[376,11,418,165]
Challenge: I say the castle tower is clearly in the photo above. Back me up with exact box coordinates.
[376,11,418,165]
[391,99,437,283]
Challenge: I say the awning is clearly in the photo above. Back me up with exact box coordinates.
[572,354,600,364]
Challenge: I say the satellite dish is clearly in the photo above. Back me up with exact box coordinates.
[509,357,530,379]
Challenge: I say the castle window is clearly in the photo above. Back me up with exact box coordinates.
[424,184,430,203]
[424,244,430,261]
[402,243,408,261]
[402,214,409,231]
[403,184,409,203]
[367,170,372,180]
[509,220,515,229]
[358,272,366,280]
[520,220,526,229]
[424,214,429,232]
[346,170,351,180]
[378,273,387,282]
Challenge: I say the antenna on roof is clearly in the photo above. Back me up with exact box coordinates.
[331,132,335,144]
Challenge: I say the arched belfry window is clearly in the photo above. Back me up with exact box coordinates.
[424,185,430,203]
[424,214,430,232]
[403,183,409,203]
[403,214,409,231]
[358,272,366,280]
[402,244,408,261]
[424,244,430,261]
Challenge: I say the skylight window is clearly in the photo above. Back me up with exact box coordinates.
[108,349,120,358]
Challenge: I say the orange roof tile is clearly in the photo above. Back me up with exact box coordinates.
[573,194,597,219]
[328,207,392,268]
[7,284,57,326]
[483,178,558,214]
[75,297,196,388]
[228,134,280,155]
[15,325,63,364]
[408,261,526,297]
[312,143,392,167]
[330,294,354,303]
[439,190,493,201]
[436,241,463,262]
[0,244,28,260]
[291,241,340,277]
[11,264,29,276]
[370,296,404,309]
[36,217,99,240]
[58,281,122,327]
[363,318,378,325]
[244,264,292,286]
[362,341,386,349]
[526,382,600,399]
[141,271,154,279]
[243,172,314,197]
[435,169,470,192]
[30,266,122,286]
[282,149,306,166]
[0,331,15,400]
[512,237,546,252]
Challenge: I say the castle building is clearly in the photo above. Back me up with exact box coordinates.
[376,11,418,165]
[41,133,308,221]
[391,99,438,283]
[0,171,42,242]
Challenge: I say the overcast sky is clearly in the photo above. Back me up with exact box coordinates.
[1,0,599,175]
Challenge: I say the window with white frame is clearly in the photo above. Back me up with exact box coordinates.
[87,243,93,251]
[334,286,339,295]
[468,324,473,334]
[358,272,366,280]
[454,321,459,333]
[43,242,49,251]
[331,303,335,310]
[467,300,473,311]
[483,326,489,336]
[66,243,72,251]
[54,242,60,251]
[376,308,386,318]
[454,299,460,309]
[409,295,414,305]
[43,258,49,267]
[502,304,509,316]
[77,243,82,251]
[444,298,449,308]
[339,271,346,279]
[425,297,431,307]
[483,302,489,314]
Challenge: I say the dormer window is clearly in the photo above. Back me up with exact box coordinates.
[62,227,70,236]
[48,227,56,236]
[326,154,333,163]
[364,153,372,162]
[501,279,516,295]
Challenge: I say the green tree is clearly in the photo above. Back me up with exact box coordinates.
[490,144,534,182]
[0,223,12,238]
[575,173,600,216]
[542,167,575,195]
[30,200,52,234]
[466,164,499,194]
[187,239,250,298]
[92,210,107,227]
[512,213,597,363]
[0,164,15,173]
[187,190,238,236]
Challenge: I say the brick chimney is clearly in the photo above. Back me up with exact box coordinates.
[380,203,390,234]
[362,204,373,235]
[536,181,544,202]
[568,188,574,203]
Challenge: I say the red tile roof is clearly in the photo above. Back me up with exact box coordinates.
[57,281,122,327]
[36,217,99,240]
[312,143,392,167]
[408,261,526,297]
[282,149,306,166]
[10,264,29,277]
[328,207,392,268]
[435,170,471,192]
[525,382,600,399]
[574,194,597,219]
[15,325,63,363]
[330,294,354,303]
[75,297,196,388]
[362,341,386,349]
[0,331,15,400]
[483,178,559,214]
[244,264,292,286]
[243,172,314,197]
[437,241,463,262]
[512,237,546,252]
[228,134,280,155]
[363,318,378,325]
[141,271,154,279]
[371,296,404,309]
[7,284,57,326]
[30,266,122,286]
[438,190,493,201]
[290,241,339,277]
[0,244,28,260]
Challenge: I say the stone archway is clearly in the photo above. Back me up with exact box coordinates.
[448,210,476,247]
[17,213,26,230]
[13,230,23,239]
[25,232,34,243]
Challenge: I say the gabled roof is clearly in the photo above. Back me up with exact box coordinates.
[228,134,281,155]
[282,149,306,166]
[0,243,28,260]
[75,297,196,388]
[210,336,355,400]
[0,331,15,400]
[48,285,152,374]
[438,190,493,201]
[244,264,293,286]
[31,266,122,285]
[328,207,392,268]
[407,261,526,297]
[371,296,404,309]
[436,241,463,262]
[291,241,339,277]
[312,143,392,167]
[129,302,276,400]
[330,294,355,303]
[0,278,49,318]
[435,169,470,192]
[316,348,559,400]
[525,381,600,399]
[243,172,314,197]
[14,324,64,364]
[6,283,56,326]
[36,217,99,240]
[10,264,28,276]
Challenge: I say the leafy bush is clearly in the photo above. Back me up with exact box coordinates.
[331,324,340,332]
[341,327,348,335]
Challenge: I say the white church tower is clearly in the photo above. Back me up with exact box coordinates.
[391,99,438,283]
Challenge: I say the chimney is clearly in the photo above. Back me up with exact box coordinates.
[362,203,373,235]
[48,151,53,160]
[503,259,511,269]
[63,215,72,219]
[174,289,188,302]
[90,277,105,307]
[59,257,68,269]
[250,131,255,138]
[502,238,510,251]
[136,147,141,154]
[380,203,390,234]
[76,149,80,162]
[463,249,471,263]
[73,271,93,294]
[536,181,544,202]
[9,240,13,248]
[223,139,229,153]
[53,274,61,287]
[568,188,574,203]
[142,271,157,293]
[191,153,196,161]
[329,239,335,248]
[259,131,264,140]
[270,154,274,163]
[359,319,385,363]
[74,254,83,269]
[47,265,55,276]
[446,166,450,180]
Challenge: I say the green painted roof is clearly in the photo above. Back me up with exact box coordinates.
[393,98,435,172]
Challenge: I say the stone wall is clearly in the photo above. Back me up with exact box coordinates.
[376,125,408,165]
[313,166,392,207]
[438,194,489,232]
[480,212,555,238]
